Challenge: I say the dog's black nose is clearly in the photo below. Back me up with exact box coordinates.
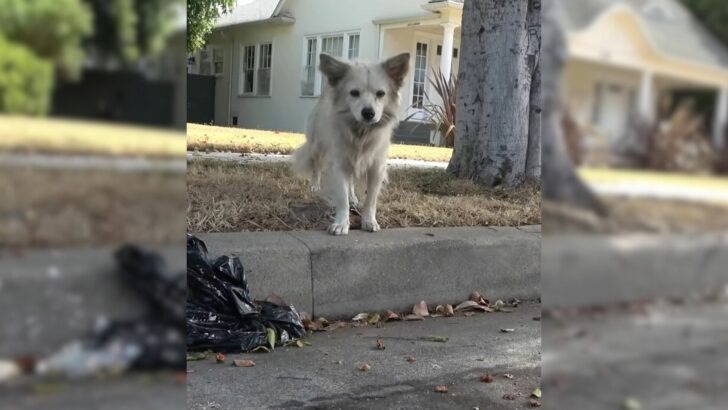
[361,107,375,121]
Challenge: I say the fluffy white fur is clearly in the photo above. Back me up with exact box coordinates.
[292,52,410,235]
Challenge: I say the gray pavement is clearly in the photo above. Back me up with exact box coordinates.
[0,152,185,173]
[188,302,542,410]
[543,300,728,410]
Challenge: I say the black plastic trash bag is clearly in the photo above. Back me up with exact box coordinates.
[186,234,306,352]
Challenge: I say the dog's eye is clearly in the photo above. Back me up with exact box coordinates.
[376,90,386,98]
[349,90,360,98]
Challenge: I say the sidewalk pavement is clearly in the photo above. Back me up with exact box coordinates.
[543,299,728,409]
[188,302,541,410]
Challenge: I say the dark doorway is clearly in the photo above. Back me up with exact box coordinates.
[187,74,216,124]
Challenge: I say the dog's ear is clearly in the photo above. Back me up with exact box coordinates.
[382,53,410,88]
[319,53,349,87]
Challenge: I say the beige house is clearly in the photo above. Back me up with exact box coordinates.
[189,0,728,149]
[560,0,728,152]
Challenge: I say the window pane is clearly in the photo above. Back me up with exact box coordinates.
[412,42,428,108]
[302,38,317,96]
[348,34,359,59]
[243,45,256,93]
[213,48,224,75]
[322,35,344,57]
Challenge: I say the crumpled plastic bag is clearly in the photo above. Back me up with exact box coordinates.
[186,234,305,352]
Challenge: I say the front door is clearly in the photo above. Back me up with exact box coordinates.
[596,82,631,143]
[407,38,430,122]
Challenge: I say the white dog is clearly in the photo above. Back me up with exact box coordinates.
[292,52,410,235]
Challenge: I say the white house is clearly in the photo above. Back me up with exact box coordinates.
[189,0,728,150]
[188,0,464,144]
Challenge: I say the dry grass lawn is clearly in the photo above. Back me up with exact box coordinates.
[543,197,728,235]
[187,123,453,162]
[0,115,186,157]
[187,160,540,233]
[0,167,186,248]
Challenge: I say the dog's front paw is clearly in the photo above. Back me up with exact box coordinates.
[327,222,349,236]
[361,218,380,232]
[310,182,321,193]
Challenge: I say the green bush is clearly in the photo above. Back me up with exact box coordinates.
[0,35,53,115]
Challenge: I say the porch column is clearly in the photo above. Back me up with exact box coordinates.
[440,22,457,79]
[713,86,728,149]
[638,70,654,121]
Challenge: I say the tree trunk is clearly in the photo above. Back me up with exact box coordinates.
[448,0,540,187]
[526,0,542,182]
[541,0,605,212]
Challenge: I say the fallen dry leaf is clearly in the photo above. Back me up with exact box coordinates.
[352,313,369,322]
[358,363,371,372]
[454,300,490,313]
[469,291,490,306]
[368,313,381,325]
[531,387,542,398]
[405,355,416,363]
[376,339,385,350]
[444,304,454,317]
[502,393,517,400]
[215,353,225,364]
[232,359,255,368]
[529,398,542,408]
[404,314,424,321]
[500,328,515,333]
[326,321,348,331]
[480,374,495,383]
[434,385,448,393]
[503,373,514,379]
[435,305,445,313]
[412,301,430,317]
[384,310,401,321]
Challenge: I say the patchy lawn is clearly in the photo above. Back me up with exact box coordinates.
[0,115,186,157]
[187,123,453,162]
[543,196,728,235]
[0,167,186,248]
[579,167,728,192]
[187,160,540,233]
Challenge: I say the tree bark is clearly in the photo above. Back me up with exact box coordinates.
[541,0,605,212]
[448,0,540,187]
[526,0,542,182]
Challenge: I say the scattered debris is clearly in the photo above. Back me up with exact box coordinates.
[405,356,416,363]
[531,387,542,398]
[454,300,492,313]
[623,397,641,410]
[434,385,449,393]
[358,363,371,372]
[420,336,449,343]
[413,301,430,317]
[352,313,369,322]
[480,374,495,383]
[232,359,255,368]
[502,393,517,400]
[532,316,541,321]
[529,398,542,407]
[368,313,382,325]
[215,353,225,364]
[469,291,489,305]
[500,328,515,333]
[384,310,401,321]
[404,314,425,321]
[186,352,208,361]
[503,373,514,379]
[375,339,385,350]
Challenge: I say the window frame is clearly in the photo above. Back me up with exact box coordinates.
[238,40,275,97]
[300,30,361,98]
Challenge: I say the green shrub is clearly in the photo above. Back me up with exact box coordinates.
[0,35,53,115]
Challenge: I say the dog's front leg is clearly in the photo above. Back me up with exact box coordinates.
[327,167,350,236]
[361,163,385,232]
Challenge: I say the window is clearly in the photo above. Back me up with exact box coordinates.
[199,48,212,75]
[300,31,361,96]
[239,42,273,96]
[412,42,428,108]
[213,48,224,75]
[190,45,223,76]
[436,45,458,59]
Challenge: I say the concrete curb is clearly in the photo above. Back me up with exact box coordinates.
[542,232,728,309]
[197,226,541,318]
[0,247,184,357]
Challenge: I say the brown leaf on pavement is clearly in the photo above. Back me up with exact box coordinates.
[469,291,490,306]
[502,393,517,400]
[529,399,542,407]
[215,353,225,364]
[405,355,416,363]
[384,310,401,321]
[358,363,371,372]
[404,314,425,321]
[434,385,448,393]
[376,339,385,350]
[454,300,491,312]
[232,359,255,367]
[480,374,495,383]
[444,304,454,317]
[412,301,430,317]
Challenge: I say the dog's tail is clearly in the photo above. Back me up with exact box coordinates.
[291,140,314,178]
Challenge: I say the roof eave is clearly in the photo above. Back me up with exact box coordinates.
[214,15,295,30]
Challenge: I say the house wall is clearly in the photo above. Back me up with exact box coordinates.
[206,0,455,133]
